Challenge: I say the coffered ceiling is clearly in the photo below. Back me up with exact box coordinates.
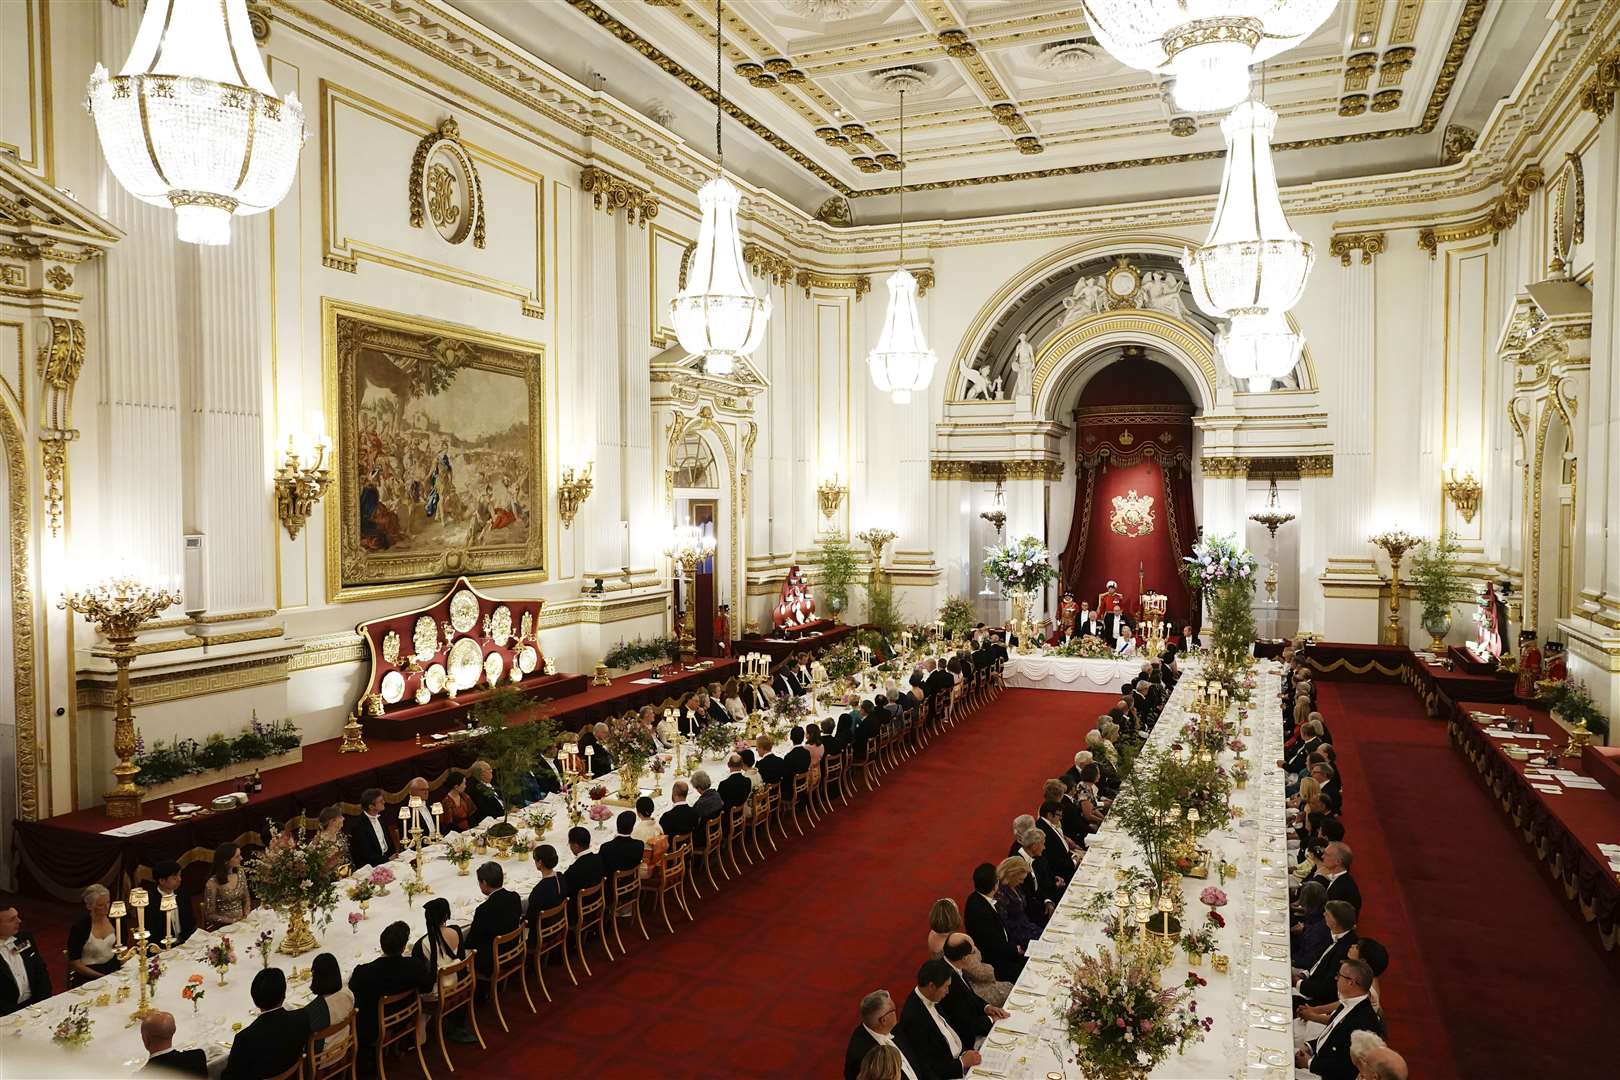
[445,0,1556,222]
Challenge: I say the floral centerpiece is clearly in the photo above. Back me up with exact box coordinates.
[253,929,274,969]
[147,951,164,990]
[600,711,659,798]
[521,805,555,836]
[347,911,363,934]
[52,1003,93,1048]
[588,802,614,830]
[1183,536,1258,666]
[245,822,346,956]
[511,830,534,859]
[1060,949,1212,1080]
[445,833,475,874]
[206,936,236,985]
[181,974,205,1013]
[1053,634,1117,659]
[696,721,736,759]
[984,535,1058,595]
[402,878,429,905]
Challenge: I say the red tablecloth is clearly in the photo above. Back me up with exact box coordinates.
[1450,700,1620,955]
[1296,641,1409,682]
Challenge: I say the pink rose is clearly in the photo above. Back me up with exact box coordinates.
[1139,1019,1153,1033]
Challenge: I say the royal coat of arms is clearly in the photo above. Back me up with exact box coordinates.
[1110,489,1155,538]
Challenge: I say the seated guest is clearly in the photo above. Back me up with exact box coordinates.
[821,717,845,757]
[755,735,787,787]
[993,858,1042,952]
[300,952,356,1066]
[1295,958,1381,1080]
[1060,751,1090,789]
[660,781,698,843]
[1298,937,1390,1028]
[704,689,733,727]
[927,898,962,957]
[414,898,474,1044]
[1014,826,1060,915]
[526,844,567,938]
[678,693,706,737]
[587,724,615,776]
[857,1044,903,1080]
[632,795,669,867]
[1291,881,1330,968]
[1044,778,1086,847]
[468,759,508,822]
[1295,901,1358,1007]
[315,805,352,872]
[563,827,606,917]
[66,884,123,987]
[722,680,748,722]
[718,754,753,814]
[463,861,522,980]
[898,959,981,1078]
[942,931,1012,1010]
[402,776,442,840]
[435,775,474,834]
[601,811,647,879]
[805,725,826,789]
[202,842,252,930]
[138,1010,207,1076]
[1349,1030,1408,1080]
[0,905,52,1015]
[1312,762,1343,811]
[347,788,401,868]
[143,860,196,948]
[783,725,812,780]
[690,769,724,820]
[349,921,424,1064]
[222,968,309,1080]
[1036,801,1077,884]
[964,863,1024,983]
[844,989,925,1080]
[1318,841,1361,910]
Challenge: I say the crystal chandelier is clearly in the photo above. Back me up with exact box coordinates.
[85,0,306,246]
[1081,0,1337,112]
[1183,99,1313,323]
[669,0,771,377]
[866,89,937,404]
[1220,310,1304,391]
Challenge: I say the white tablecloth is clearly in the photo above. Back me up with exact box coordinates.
[1003,654,1141,692]
[1,682,880,1078]
[969,659,1296,1079]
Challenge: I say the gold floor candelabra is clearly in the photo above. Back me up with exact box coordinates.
[60,576,184,818]
[1369,529,1422,646]
[110,887,170,1022]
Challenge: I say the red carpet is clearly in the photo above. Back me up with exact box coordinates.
[1314,681,1620,1080]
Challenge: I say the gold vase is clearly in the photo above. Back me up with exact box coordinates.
[276,900,320,957]
[1185,949,1202,967]
[617,762,645,801]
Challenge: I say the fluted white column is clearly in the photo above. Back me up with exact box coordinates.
[1579,108,1619,616]
[92,3,184,596]
[1325,261,1378,570]
[581,206,623,577]
[189,218,273,614]
[620,218,654,573]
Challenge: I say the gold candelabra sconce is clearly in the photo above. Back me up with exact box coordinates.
[1443,466,1481,524]
[816,476,847,523]
[1369,528,1422,646]
[274,433,332,540]
[979,508,1007,536]
[558,462,594,529]
[856,526,896,570]
[60,573,184,818]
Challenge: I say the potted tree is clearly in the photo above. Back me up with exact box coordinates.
[470,688,560,850]
[1409,531,1474,651]
[812,533,861,622]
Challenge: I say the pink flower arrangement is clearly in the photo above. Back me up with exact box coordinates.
[587,803,614,823]
[368,865,395,888]
[1228,738,1246,753]
[1199,886,1228,908]
[348,911,363,932]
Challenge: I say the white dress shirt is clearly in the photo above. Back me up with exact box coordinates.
[920,994,963,1057]
[365,812,388,855]
[1,936,32,1005]
[863,1026,918,1080]
[1303,929,1349,979]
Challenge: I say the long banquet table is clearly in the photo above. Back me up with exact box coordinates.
[968,658,1297,1078]
[1002,653,1141,693]
[0,684,874,1077]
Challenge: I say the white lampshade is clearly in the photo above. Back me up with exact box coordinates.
[1183,99,1313,320]
[1222,310,1304,390]
[1083,0,1337,112]
[669,175,771,376]
[85,0,306,245]
[867,269,938,405]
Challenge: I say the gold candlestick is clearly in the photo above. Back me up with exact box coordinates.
[1370,529,1421,646]
[118,887,157,1021]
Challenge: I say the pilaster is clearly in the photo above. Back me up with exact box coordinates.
[581,203,623,578]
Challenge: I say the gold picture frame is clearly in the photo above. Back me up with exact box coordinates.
[322,298,547,602]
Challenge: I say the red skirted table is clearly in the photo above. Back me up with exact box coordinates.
[1449,700,1620,960]
[1406,653,1516,716]
[1296,641,1410,682]
[737,622,857,662]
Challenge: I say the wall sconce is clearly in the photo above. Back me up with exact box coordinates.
[274,432,331,539]
[1443,466,1481,523]
[558,462,594,529]
[816,475,847,523]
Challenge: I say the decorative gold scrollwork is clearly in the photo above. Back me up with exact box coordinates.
[408,118,486,247]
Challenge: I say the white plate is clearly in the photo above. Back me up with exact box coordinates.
[424,664,447,695]
[380,669,406,704]
[483,651,505,685]
[447,637,483,691]
[518,645,538,674]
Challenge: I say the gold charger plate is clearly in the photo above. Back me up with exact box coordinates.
[489,604,513,646]
[483,651,505,685]
[380,670,406,704]
[518,645,538,674]
[447,636,483,691]
[449,589,480,634]
[424,664,447,695]
[381,629,401,665]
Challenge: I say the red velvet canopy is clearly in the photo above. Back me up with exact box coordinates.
[1058,357,1197,627]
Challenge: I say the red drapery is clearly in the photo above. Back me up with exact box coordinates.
[1057,361,1196,626]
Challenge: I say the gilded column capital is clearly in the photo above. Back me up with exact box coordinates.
[795,269,871,301]
[1199,455,1249,478]
[579,164,659,227]
[1328,232,1387,266]
[1577,44,1619,118]
[741,242,795,286]
[928,458,1063,482]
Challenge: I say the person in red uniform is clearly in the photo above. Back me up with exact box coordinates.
[1514,630,1543,700]
[1097,580,1124,615]
[713,604,732,657]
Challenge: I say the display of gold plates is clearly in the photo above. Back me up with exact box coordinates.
[413,615,439,660]
[424,663,447,695]
[447,636,483,690]
[489,604,513,646]
[381,629,401,665]
[380,670,406,704]
[518,644,538,674]
[449,589,480,634]
[483,651,505,685]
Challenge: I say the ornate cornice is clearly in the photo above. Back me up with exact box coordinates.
[1418,163,1545,257]
[1577,38,1620,117]
[579,164,659,226]
[742,242,795,286]
[1199,454,1333,479]
[930,458,1064,482]
[796,269,871,300]
[1329,231,1387,266]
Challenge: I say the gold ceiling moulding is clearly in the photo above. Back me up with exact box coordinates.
[562,0,1485,198]
[742,242,794,286]
[1390,0,1425,45]
[579,164,660,227]
[1328,231,1387,266]
[1380,47,1416,87]
[1339,94,1369,117]
[1577,41,1620,118]
[1198,455,1332,479]
[930,459,1065,483]
[247,2,271,43]
[1417,163,1544,258]
[1441,123,1477,165]
[1344,51,1378,92]
[38,316,85,537]
[408,117,487,248]
[1370,89,1402,112]
[796,269,870,300]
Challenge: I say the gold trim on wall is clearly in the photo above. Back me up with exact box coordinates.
[321,299,548,604]
[1198,454,1334,479]
[580,164,659,226]
[929,459,1065,482]
[1029,308,1220,410]
[76,655,292,710]
[3,397,39,820]
[1329,231,1387,265]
